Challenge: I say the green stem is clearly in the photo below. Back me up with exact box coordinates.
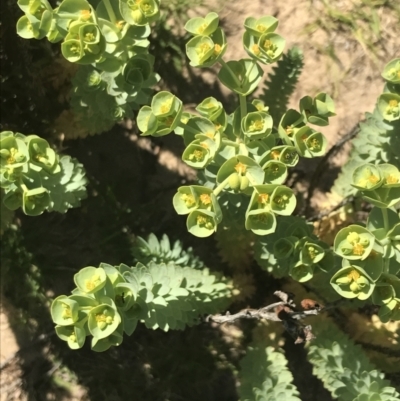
[381,207,389,233]
[221,139,240,148]
[219,58,242,88]
[239,94,247,120]
[371,189,382,201]
[176,121,198,136]
[102,0,117,24]
[213,176,230,197]
[381,208,390,273]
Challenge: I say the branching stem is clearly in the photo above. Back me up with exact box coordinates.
[102,0,117,25]
[213,176,230,197]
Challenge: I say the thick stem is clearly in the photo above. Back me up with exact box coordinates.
[213,176,230,197]
[221,139,240,148]
[239,94,247,120]
[381,208,390,273]
[102,0,117,25]
[176,121,198,136]
[219,58,242,88]
[381,207,389,233]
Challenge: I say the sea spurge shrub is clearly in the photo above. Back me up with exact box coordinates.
[307,319,400,401]
[137,13,335,237]
[329,167,400,320]
[254,216,334,282]
[16,0,160,135]
[238,345,301,401]
[51,261,232,351]
[332,57,400,198]
[0,131,87,217]
[131,233,205,269]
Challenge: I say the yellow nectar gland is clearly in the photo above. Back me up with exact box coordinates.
[249,119,264,132]
[285,125,294,136]
[197,23,207,34]
[200,142,209,149]
[6,148,18,165]
[251,44,261,56]
[160,98,173,114]
[69,332,77,342]
[358,168,380,188]
[273,194,289,207]
[234,162,247,175]
[386,174,399,185]
[62,304,72,319]
[197,42,211,57]
[258,193,269,205]
[189,149,205,162]
[307,246,318,260]
[95,310,113,328]
[196,43,210,57]
[199,193,212,206]
[347,269,361,282]
[69,43,81,55]
[141,2,154,14]
[352,243,365,256]
[389,99,399,108]
[262,39,277,56]
[205,131,215,139]
[84,32,95,42]
[214,44,222,56]
[80,9,91,20]
[180,193,196,208]
[196,215,214,229]
[256,24,267,33]
[388,67,399,79]
[346,232,360,244]
[271,150,280,160]
[85,274,101,291]
[308,138,320,151]
[116,20,125,30]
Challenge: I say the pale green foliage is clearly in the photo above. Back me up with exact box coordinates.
[307,319,400,401]
[132,233,204,269]
[332,72,400,197]
[70,63,157,134]
[133,261,232,330]
[16,0,160,135]
[0,131,87,220]
[45,155,88,213]
[254,215,334,283]
[238,345,301,401]
[51,259,232,350]
[332,91,400,198]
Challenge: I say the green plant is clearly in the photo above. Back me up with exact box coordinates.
[238,345,301,401]
[8,5,399,400]
[137,13,334,239]
[0,130,87,218]
[51,260,231,351]
[307,319,399,401]
[16,0,160,135]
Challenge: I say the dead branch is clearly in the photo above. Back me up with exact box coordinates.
[207,291,325,344]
